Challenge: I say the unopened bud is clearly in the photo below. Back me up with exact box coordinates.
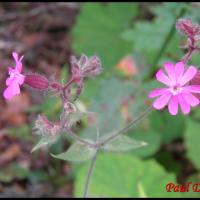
[176,18,200,40]
[24,74,49,90]
[70,54,103,80]
[64,101,77,114]
[34,114,61,137]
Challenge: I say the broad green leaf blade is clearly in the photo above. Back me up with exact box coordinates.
[31,135,59,153]
[149,111,185,143]
[128,131,162,158]
[51,141,97,162]
[102,135,147,152]
[75,154,180,197]
[81,78,139,140]
[122,3,185,77]
[185,118,200,170]
[71,3,138,70]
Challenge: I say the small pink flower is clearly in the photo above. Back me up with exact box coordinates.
[149,62,200,115]
[3,52,25,100]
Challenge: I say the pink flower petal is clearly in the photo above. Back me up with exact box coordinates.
[3,83,20,100]
[175,62,184,83]
[12,52,18,62]
[182,92,199,107]
[6,77,13,86]
[168,95,179,115]
[179,66,197,86]
[156,69,171,86]
[148,88,168,98]
[183,85,200,93]
[164,62,176,85]
[12,52,23,72]
[16,74,25,85]
[153,92,171,110]
[177,94,190,115]
[16,62,22,73]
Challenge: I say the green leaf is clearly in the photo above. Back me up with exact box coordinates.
[155,152,181,174]
[182,173,200,197]
[122,3,185,72]
[71,3,138,70]
[31,135,60,153]
[75,153,180,197]
[129,131,162,158]
[80,78,138,141]
[51,141,97,162]
[149,111,185,143]
[102,135,147,152]
[185,118,200,170]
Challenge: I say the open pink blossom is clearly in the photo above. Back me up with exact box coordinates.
[3,52,25,100]
[148,62,200,115]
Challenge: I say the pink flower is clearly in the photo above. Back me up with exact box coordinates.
[148,62,200,115]
[3,52,25,100]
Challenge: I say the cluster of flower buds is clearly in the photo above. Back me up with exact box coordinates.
[176,18,200,41]
[2,52,103,139]
[34,114,61,137]
[70,54,103,83]
[60,54,103,101]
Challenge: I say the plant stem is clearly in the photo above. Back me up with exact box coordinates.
[83,149,100,198]
[63,77,75,90]
[99,105,153,146]
[66,128,94,147]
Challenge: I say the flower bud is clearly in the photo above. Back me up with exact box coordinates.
[70,54,103,80]
[63,101,77,114]
[34,114,61,137]
[24,74,49,90]
[176,18,200,40]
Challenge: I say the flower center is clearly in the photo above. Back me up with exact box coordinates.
[170,84,182,95]
[9,69,20,79]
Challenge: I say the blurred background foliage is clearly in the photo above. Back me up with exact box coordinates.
[0,2,200,197]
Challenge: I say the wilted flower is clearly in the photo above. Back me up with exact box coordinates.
[176,18,200,41]
[3,52,25,100]
[70,54,103,82]
[149,62,200,115]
